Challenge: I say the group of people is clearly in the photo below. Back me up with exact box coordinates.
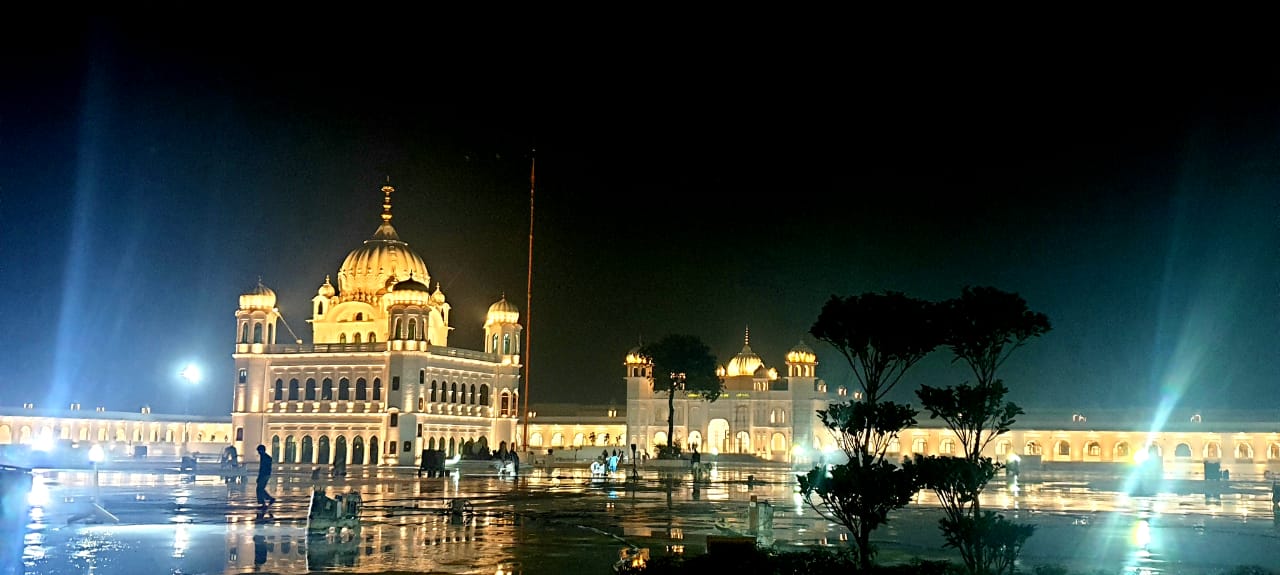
[493,451,520,477]
[589,449,623,477]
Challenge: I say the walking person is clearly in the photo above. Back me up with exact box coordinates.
[256,444,276,508]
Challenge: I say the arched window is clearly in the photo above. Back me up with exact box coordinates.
[339,333,347,343]
[267,323,273,344]
[288,378,300,400]
[1055,440,1071,457]
[240,323,250,343]
[301,436,314,463]
[390,413,399,427]
[771,432,787,452]
[450,382,458,403]
[573,432,585,446]
[253,323,263,344]
[353,332,362,344]
[1114,442,1130,458]
[356,378,368,400]
[408,319,417,340]
[503,334,511,354]
[1270,443,1280,460]
[322,378,334,400]
[339,378,351,400]
[530,432,543,447]
[940,438,955,455]
[373,378,382,401]
[1236,442,1254,460]
[1175,443,1192,458]
[552,432,565,447]
[1086,441,1101,457]
[1205,442,1221,459]
[317,436,331,465]
[271,435,280,461]
[273,379,284,401]
[355,312,363,321]
[651,431,666,447]
[500,391,511,416]
[419,370,425,385]
[469,384,476,404]
[431,381,437,402]
[368,332,376,343]
[394,318,403,340]
[318,302,324,315]
[417,397,424,411]
[491,334,498,353]
[1025,441,1043,456]
[305,378,317,400]
[996,440,1011,455]
[479,384,489,406]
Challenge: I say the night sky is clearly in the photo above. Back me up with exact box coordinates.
[3,19,1278,416]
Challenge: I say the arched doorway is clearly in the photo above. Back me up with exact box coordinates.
[351,436,364,465]
[334,436,348,465]
[301,436,314,463]
[707,419,730,454]
[370,436,379,465]
[284,436,297,463]
[318,436,331,464]
[271,435,281,461]
[734,431,750,454]
[688,430,703,450]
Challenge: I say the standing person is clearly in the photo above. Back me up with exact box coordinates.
[256,444,276,508]
[511,451,520,477]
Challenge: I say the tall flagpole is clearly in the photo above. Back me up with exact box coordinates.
[522,149,535,450]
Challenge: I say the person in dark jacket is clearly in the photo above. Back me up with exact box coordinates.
[256,445,276,507]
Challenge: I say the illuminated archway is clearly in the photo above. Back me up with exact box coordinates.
[707,419,730,453]
[1174,443,1192,458]
[1204,441,1221,460]
[1024,441,1042,456]
[318,436,331,464]
[529,432,543,447]
[1235,442,1253,460]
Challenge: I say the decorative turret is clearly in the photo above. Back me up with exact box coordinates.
[785,340,817,377]
[236,278,279,350]
[483,295,522,363]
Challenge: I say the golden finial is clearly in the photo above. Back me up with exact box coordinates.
[745,325,750,345]
[381,178,395,223]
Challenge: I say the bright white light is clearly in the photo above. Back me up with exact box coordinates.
[27,477,49,507]
[791,445,805,456]
[1132,518,1151,550]
[89,444,105,463]
[181,364,202,385]
[709,446,718,456]
[32,429,55,452]
[1133,448,1150,464]
[1008,453,1021,463]
[445,454,461,465]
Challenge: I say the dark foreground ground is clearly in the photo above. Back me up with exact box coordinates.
[4,459,1280,574]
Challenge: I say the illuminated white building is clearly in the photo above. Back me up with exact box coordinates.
[624,330,847,463]
[231,184,522,467]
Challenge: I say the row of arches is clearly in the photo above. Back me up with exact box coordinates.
[420,381,490,406]
[900,437,1280,462]
[274,377,382,402]
[337,332,377,344]
[271,434,379,465]
[0,424,228,445]
[647,430,789,454]
[238,321,273,345]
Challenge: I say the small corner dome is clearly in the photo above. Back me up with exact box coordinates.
[486,296,519,325]
[240,280,276,310]
[317,276,336,298]
[393,275,429,293]
[432,283,446,304]
[786,340,816,364]
[625,346,649,365]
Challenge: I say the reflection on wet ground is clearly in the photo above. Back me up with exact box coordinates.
[6,463,1280,574]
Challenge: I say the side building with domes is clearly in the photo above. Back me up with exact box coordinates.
[231,184,523,468]
[623,330,849,465]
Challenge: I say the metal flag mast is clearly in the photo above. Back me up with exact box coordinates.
[522,150,535,451]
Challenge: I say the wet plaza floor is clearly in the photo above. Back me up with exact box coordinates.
[5,461,1280,575]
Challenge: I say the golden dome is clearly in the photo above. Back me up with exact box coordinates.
[336,185,430,301]
[317,276,335,298]
[239,279,277,311]
[724,343,764,377]
[625,346,650,366]
[432,283,447,304]
[786,340,816,364]
[485,295,519,326]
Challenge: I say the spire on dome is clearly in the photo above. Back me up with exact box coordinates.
[381,178,394,224]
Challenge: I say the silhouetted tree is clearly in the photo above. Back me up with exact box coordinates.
[799,292,943,569]
[640,334,723,459]
[912,286,1050,575]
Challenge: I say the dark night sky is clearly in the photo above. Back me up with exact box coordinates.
[3,18,1279,416]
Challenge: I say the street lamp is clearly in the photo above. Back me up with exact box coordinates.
[180,364,201,458]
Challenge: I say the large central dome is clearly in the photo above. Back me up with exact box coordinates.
[336,184,430,301]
